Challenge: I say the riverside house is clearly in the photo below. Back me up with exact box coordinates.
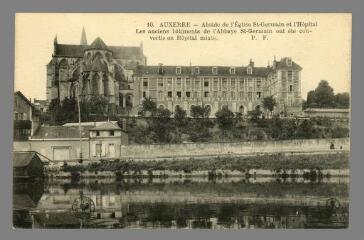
[13,121,128,162]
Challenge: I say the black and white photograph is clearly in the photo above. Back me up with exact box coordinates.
[13,13,351,229]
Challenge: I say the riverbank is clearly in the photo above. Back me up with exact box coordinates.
[46,152,349,179]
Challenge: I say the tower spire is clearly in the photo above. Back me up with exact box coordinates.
[80,27,87,45]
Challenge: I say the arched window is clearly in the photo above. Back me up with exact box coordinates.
[158,104,165,110]
[58,59,69,81]
[204,105,212,117]
[92,74,99,95]
[239,105,245,114]
[126,95,133,108]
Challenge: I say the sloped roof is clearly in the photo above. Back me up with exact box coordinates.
[91,121,121,131]
[87,37,109,51]
[63,121,118,127]
[13,152,40,167]
[134,65,270,77]
[54,44,145,60]
[274,58,302,71]
[31,126,93,139]
[14,91,33,108]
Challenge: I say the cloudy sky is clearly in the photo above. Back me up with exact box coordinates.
[15,13,351,100]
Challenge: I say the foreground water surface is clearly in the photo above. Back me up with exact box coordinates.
[13,177,349,229]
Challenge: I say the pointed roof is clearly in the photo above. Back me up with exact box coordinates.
[91,121,121,131]
[87,37,110,51]
[80,27,87,45]
[13,151,41,167]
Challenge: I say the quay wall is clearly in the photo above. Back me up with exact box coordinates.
[14,138,350,161]
[121,138,350,159]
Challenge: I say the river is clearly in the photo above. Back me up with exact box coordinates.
[13,176,349,229]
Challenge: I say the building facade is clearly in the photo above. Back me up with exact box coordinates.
[133,58,302,117]
[46,29,302,117]
[14,91,41,140]
[46,28,146,113]
[14,121,128,162]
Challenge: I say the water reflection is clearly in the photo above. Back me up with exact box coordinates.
[13,177,349,229]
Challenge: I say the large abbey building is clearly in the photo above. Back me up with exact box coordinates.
[46,29,303,117]
[46,28,146,114]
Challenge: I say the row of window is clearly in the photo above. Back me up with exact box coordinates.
[172,66,252,75]
[142,77,264,90]
[143,91,262,100]
[14,112,28,120]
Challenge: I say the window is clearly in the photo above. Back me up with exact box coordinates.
[195,92,199,98]
[158,91,163,98]
[186,91,191,98]
[143,91,146,98]
[222,91,227,98]
[213,91,218,97]
[213,78,219,89]
[176,78,182,88]
[239,92,244,99]
[177,91,181,98]
[231,79,236,89]
[239,80,244,89]
[109,131,114,136]
[256,80,261,89]
[222,78,227,88]
[176,67,181,75]
[289,85,293,92]
[247,67,253,75]
[186,78,191,88]
[231,92,235,99]
[158,78,164,87]
[158,65,163,74]
[212,67,218,75]
[288,71,293,81]
[96,131,100,136]
[195,79,200,89]
[204,91,209,98]
[248,92,253,101]
[230,67,235,74]
[195,67,200,74]
[143,78,148,87]
[286,58,292,66]
[168,91,172,98]
[204,80,209,87]
[167,78,172,88]
[257,92,262,99]
[96,144,102,157]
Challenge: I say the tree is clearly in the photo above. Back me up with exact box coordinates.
[149,108,173,143]
[215,106,235,133]
[247,107,262,123]
[296,119,314,139]
[190,105,210,118]
[262,96,277,118]
[335,92,350,108]
[174,105,187,128]
[306,80,335,108]
[139,97,157,117]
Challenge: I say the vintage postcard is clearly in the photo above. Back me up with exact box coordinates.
[13,13,351,229]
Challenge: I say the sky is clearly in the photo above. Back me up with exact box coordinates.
[15,13,351,100]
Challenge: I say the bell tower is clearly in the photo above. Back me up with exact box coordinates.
[80,27,88,45]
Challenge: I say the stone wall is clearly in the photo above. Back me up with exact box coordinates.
[121,138,350,159]
[14,138,349,161]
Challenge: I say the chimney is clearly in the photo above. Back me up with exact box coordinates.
[249,59,254,67]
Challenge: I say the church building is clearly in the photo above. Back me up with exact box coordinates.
[46,28,146,114]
